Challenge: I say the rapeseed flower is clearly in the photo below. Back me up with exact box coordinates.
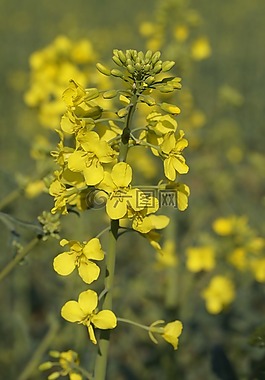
[61,290,117,344]
[53,238,104,284]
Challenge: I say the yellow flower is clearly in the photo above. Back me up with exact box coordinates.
[67,131,115,186]
[62,79,87,108]
[53,238,104,284]
[161,132,189,180]
[156,240,178,269]
[228,247,247,271]
[191,37,211,61]
[250,259,265,282]
[149,320,183,350]
[186,246,215,272]
[39,350,82,380]
[99,162,142,220]
[132,213,169,234]
[61,290,117,344]
[212,215,249,236]
[201,276,235,314]
[162,321,183,350]
[147,112,178,137]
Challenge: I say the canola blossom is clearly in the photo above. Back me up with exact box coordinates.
[61,290,117,344]
[53,238,104,284]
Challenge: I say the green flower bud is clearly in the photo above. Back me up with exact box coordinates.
[127,65,135,74]
[117,107,129,118]
[39,362,54,371]
[103,90,118,99]
[160,102,181,114]
[96,63,111,76]
[158,85,174,93]
[75,105,103,119]
[151,51,161,64]
[135,62,142,71]
[145,50,153,62]
[143,63,151,72]
[138,51,145,61]
[162,61,175,72]
[153,62,162,74]
[117,50,127,63]
[48,372,60,380]
[145,76,155,85]
[112,55,123,67]
[139,95,156,106]
[85,88,99,101]
[110,68,124,77]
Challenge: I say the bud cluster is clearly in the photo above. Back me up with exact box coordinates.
[97,49,181,94]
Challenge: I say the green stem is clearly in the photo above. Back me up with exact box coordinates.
[0,237,41,283]
[93,219,119,380]
[118,94,138,162]
[93,94,138,380]
[117,317,150,332]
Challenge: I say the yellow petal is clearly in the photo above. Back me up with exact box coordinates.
[177,183,190,211]
[83,162,104,185]
[61,301,84,322]
[164,157,176,181]
[92,310,117,329]
[106,197,127,219]
[172,156,189,174]
[78,261,100,284]
[83,238,104,260]
[161,133,175,154]
[162,320,183,350]
[68,151,87,172]
[53,252,76,276]
[78,290,98,314]
[88,324,97,344]
[111,162,132,187]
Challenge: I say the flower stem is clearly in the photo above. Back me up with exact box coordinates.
[0,236,41,283]
[93,219,119,380]
[118,93,138,162]
[94,92,138,380]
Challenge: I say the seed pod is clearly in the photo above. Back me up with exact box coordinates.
[96,63,111,76]
[162,61,175,72]
[112,55,124,67]
[103,90,118,99]
[160,102,181,115]
[110,69,124,77]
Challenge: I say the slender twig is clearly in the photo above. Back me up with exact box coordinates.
[0,237,42,283]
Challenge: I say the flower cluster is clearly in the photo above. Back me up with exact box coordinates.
[48,50,187,357]
[39,350,83,380]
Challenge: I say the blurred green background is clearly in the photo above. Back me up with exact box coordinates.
[1,0,265,379]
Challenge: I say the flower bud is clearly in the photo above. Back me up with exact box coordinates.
[110,69,124,77]
[162,61,175,72]
[96,63,111,76]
